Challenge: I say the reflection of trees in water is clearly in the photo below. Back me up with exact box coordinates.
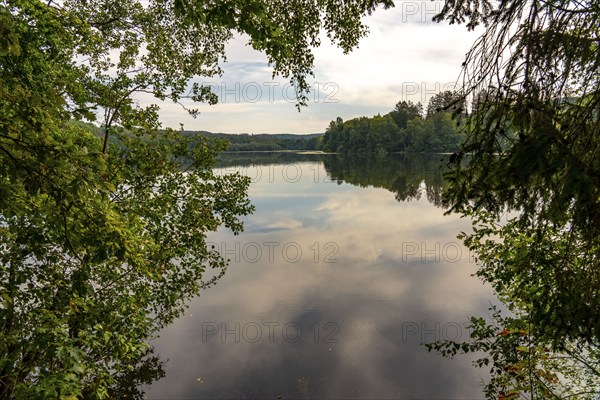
[106,350,165,400]
[216,152,450,207]
[216,152,327,168]
[322,154,450,207]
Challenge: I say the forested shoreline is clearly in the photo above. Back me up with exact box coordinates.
[73,90,468,154]
[203,90,468,154]
[199,90,467,154]
[321,91,466,154]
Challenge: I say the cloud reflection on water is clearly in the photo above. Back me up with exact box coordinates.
[147,156,491,399]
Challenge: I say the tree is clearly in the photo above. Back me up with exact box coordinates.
[320,98,464,154]
[369,114,400,155]
[427,213,600,398]
[427,304,600,399]
[425,90,464,117]
[428,0,600,397]
[424,112,463,152]
[0,0,394,398]
[388,100,423,129]
[440,0,600,344]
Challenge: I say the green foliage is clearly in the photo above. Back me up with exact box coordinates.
[0,0,394,397]
[173,0,394,108]
[430,0,600,396]
[441,0,600,344]
[389,100,423,129]
[185,131,322,151]
[463,213,600,344]
[429,210,600,398]
[321,114,401,154]
[321,92,465,153]
[0,123,254,399]
[427,305,600,399]
[425,90,465,117]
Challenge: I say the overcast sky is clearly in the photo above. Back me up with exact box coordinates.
[150,1,482,134]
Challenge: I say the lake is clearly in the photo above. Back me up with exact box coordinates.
[146,153,494,399]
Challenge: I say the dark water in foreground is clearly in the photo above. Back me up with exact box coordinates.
[147,153,492,399]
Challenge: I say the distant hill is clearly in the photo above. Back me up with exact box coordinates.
[184,131,323,139]
[183,130,324,151]
[69,121,324,152]
[264,133,323,140]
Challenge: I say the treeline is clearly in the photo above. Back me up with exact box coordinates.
[69,120,324,152]
[73,90,466,154]
[70,120,324,152]
[186,131,322,151]
[321,91,466,154]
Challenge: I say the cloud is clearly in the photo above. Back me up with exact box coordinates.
[141,3,483,133]
[148,161,494,399]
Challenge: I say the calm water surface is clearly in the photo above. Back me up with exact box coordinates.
[147,153,493,399]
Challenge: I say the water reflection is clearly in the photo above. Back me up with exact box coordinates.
[216,152,450,207]
[322,154,449,207]
[146,154,491,399]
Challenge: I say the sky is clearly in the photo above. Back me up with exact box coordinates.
[148,1,483,134]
